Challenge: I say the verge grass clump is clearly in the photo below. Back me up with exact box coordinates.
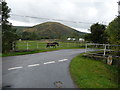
[69,54,118,88]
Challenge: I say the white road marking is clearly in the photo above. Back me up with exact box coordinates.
[28,64,40,67]
[8,66,23,70]
[44,61,55,65]
[58,59,68,62]
[8,59,68,71]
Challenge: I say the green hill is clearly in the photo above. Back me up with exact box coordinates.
[20,22,86,40]
[12,26,31,38]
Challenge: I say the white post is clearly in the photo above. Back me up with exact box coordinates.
[107,55,113,65]
[103,44,106,56]
[37,42,38,49]
[27,42,29,50]
[85,43,87,53]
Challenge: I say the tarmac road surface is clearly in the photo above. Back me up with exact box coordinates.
[2,49,87,88]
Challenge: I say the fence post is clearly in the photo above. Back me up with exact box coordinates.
[37,42,38,49]
[85,43,87,53]
[27,42,29,50]
[107,55,113,65]
[103,44,106,56]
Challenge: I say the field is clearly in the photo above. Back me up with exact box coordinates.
[15,40,85,50]
[1,40,85,57]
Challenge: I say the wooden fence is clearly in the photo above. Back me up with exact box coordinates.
[85,43,120,57]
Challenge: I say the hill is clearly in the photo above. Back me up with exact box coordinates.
[13,26,31,30]
[14,22,86,40]
[13,26,31,36]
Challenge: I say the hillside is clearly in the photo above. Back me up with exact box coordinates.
[13,26,30,34]
[20,22,85,40]
[13,26,31,30]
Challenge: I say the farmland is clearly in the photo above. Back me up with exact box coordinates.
[2,40,85,57]
[15,40,85,51]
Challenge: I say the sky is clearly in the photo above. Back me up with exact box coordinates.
[6,0,119,33]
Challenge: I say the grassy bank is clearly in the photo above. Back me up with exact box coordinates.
[2,48,61,57]
[2,47,83,57]
[69,54,118,88]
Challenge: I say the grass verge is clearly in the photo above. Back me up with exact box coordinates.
[2,48,60,57]
[2,47,83,57]
[69,54,118,88]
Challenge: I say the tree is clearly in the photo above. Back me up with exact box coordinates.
[2,1,18,53]
[106,16,120,45]
[84,33,91,42]
[106,16,120,55]
[21,32,31,40]
[85,23,107,44]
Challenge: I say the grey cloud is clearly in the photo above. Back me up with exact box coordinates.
[6,0,118,32]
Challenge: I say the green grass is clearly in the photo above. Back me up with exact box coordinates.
[69,54,118,88]
[2,48,61,57]
[2,40,85,57]
[16,40,84,50]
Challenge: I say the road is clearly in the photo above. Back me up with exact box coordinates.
[2,49,86,88]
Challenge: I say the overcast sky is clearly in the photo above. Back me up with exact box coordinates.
[6,0,119,33]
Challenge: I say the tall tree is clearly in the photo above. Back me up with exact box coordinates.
[85,23,107,44]
[2,1,18,53]
[106,16,120,55]
[106,16,120,45]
